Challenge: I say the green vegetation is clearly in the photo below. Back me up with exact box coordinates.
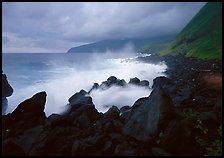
[139,35,176,54]
[160,2,222,60]
[195,125,222,156]
[183,108,208,134]
[183,109,222,156]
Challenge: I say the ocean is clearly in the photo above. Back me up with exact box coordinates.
[2,52,167,116]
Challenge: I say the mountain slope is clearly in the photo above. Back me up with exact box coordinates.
[139,38,174,55]
[67,35,175,53]
[160,2,222,60]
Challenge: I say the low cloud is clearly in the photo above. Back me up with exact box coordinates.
[2,2,206,53]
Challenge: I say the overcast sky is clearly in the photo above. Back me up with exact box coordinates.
[2,2,206,53]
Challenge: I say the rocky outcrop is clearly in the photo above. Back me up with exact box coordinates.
[152,76,191,107]
[68,89,93,107]
[88,76,150,94]
[3,91,47,131]
[123,86,177,141]
[2,72,14,115]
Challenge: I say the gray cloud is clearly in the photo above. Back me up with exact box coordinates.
[2,2,206,53]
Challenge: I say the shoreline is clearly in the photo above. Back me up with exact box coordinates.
[2,54,222,156]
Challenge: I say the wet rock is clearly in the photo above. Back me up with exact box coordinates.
[104,106,120,119]
[152,76,176,93]
[200,111,218,122]
[139,80,149,87]
[151,147,172,156]
[116,79,127,87]
[8,91,47,128]
[107,76,117,86]
[129,77,140,85]
[68,89,93,107]
[120,106,131,115]
[115,142,138,156]
[70,104,101,123]
[123,87,176,141]
[46,114,72,127]
[88,83,99,93]
[76,114,91,128]
[2,72,14,115]
[2,73,13,98]
[159,118,199,156]
[2,140,26,156]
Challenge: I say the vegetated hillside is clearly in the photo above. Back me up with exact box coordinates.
[67,35,175,53]
[160,2,222,60]
[139,35,175,55]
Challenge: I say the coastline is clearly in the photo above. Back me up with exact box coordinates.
[2,54,222,156]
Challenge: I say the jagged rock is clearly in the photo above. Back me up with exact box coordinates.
[152,76,191,106]
[70,104,101,124]
[116,79,126,87]
[120,106,131,115]
[46,114,72,127]
[2,140,26,156]
[129,77,140,85]
[71,133,108,156]
[200,111,218,122]
[76,114,91,129]
[104,106,120,119]
[139,80,149,87]
[114,142,138,156]
[88,83,99,93]
[2,72,14,115]
[151,147,172,156]
[2,73,14,98]
[107,76,117,86]
[159,118,199,156]
[8,92,47,128]
[123,87,176,141]
[152,76,175,93]
[68,89,93,107]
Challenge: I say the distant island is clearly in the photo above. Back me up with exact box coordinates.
[67,35,175,54]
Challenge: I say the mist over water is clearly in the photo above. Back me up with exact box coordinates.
[3,50,167,116]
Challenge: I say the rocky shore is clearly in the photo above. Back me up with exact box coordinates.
[2,71,13,115]
[2,55,222,156]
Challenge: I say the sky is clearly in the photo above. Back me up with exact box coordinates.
[2,2,206,53]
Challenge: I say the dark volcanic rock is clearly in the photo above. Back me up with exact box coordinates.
[2,140,26,156]
[98,76,127,90]
[116,79,126,87]
[88,83,99,93]
[89,76,149,93]
[129,77,140,85]
[46,114,72,127]
[159,117,198,156]
[151,147,172,156]
[139,80,149,87]
[2,73,13,98]
[11,92,47,121]
[120,106,131,115]
[4,91,47,131]
[152,76,175,93]
[107,76,117,85]
[104,106,120,119]
[2,72,14,115]
[70,104,101,124]
[123,87,177,141]
[68,89,93,107]
[152,76,191,107]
